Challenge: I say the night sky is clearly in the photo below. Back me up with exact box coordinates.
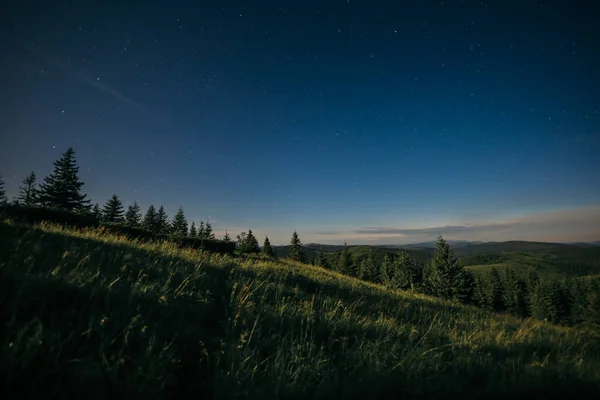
[1,0,599,244]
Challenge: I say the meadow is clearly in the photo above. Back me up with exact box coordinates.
[1,220,599,398]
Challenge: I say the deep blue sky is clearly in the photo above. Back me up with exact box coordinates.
[1,0,599,244]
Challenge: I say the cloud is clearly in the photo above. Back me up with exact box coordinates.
[353,223,510,236]
[308,204,600,244]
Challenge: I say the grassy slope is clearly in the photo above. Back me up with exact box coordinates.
[1,221,599,399]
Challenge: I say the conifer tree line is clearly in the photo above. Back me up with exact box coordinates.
[313,235,470,302]
[0,173,6,207]
[1,148,599,328]
[472,266,600,326]
[310,234,600,328]
[0,148,236,251]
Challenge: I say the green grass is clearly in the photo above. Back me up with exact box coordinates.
[1,221,599,399]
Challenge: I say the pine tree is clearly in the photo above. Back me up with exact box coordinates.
[246,229,260,253]
[516,277,531,317]
[143,205,158,233]
[170,207,188,237]
[289,231,308,263]
[91,203,102,223]
[379,253,391,287]
[503,268,520,314]
[356,258,367,279]
[586,284,600,327]
[203,220,215,239]
[553,279,574,325]
[363,250,377,282]
[124,201,142,228]
[198,221,205,238]
[223,230,232,242]
[263,236,276,257]
[337,241,352,273]
[530,281,558,322]
[189,222,198,237]
[237,230,260,254]
[156,205,170,235]
[570,280,590,325]
[424,235,474,303]
[490,267,506,312]
[101,194,124,224]
[473,274,493,310]
[37,147,91,211]
[315,250,330,269]
[0,173,7,207]
[16,171,38,206]
[528,271,540,289]
[393,250,420,290]
[236,231,247,253]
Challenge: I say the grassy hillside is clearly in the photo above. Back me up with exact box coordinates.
[1,221,599,398]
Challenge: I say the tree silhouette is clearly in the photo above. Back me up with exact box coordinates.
[125,201,142,228]
[189,222,198,238]
[156,206,170,235]
[170,207,188,237]
[102,194,124,224]
[143,205,158,233]
[37,147,91,211]
[0,173,7,206]
[424,235,474,303]
[289,231,308,263]
[203,220,215,239]
[17,171,38,206]
[237,230,260,254]
[263,236,276,257]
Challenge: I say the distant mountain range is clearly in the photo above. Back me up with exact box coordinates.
[273,239,600,263]
[396,240,484,249]
[398,240,600,249]
[568,241,600,247]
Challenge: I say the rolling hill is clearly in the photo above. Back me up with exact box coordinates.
[457,242,600,278]
[1,221,599,398]
[275,240,600,279]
